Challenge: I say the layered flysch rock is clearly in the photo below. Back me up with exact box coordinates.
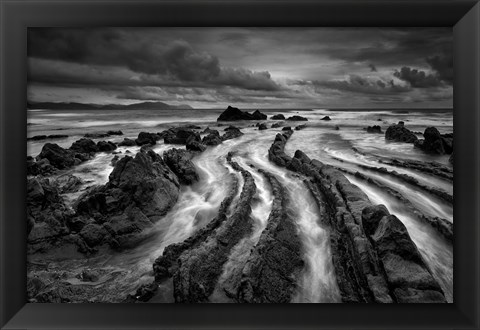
[152,171,240,282]
[267,130,447,303]
[362,205,446,303]
[237,170,304,303]
[172,154,257,302]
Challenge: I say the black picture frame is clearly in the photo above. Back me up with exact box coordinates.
[1,0,479,329]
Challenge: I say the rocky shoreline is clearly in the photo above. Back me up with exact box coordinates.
[27,106,452,303]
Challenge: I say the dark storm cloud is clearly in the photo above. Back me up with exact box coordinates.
[321,28,452,67]
[28,28,280,92]
[426,55,453,85]
[312,75,411,95]
[393,67,443,88]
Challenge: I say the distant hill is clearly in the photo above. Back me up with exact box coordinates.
[27,101,194,110]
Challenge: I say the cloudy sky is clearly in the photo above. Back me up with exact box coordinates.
[27,27,453,109]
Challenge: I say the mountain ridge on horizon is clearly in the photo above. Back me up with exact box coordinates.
[27,101,194,111]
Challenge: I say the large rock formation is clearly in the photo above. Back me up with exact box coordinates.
[221,126,244,141]
[135,132,160,146]
[37,143,77,170]
[27,178,75,253]
[217,106,267,121]
[118,138,137,147]
[414,127,453,155]
[385,122,418,143]
[202,131,223,146]
[362,205,446,303]
[70,138,99,154]
[271,114,285,120]
[74,150,180,249]
[163,127,201,145]
[163,149,199,185]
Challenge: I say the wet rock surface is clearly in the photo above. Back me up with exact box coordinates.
[362,206,446,303]
[237,170,304,303]
[74,150,180,249]
[385,123,418,143]
[414,127,453,155]
[163,148,199,185]
[221,126,244,141]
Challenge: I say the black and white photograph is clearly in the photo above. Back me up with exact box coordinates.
[26,27,453,304]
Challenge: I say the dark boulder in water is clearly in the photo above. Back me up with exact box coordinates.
[320,116,331,121]
[252,110,267,120]
[366,125,382,134]
[163,148,199,185]
[385,123,418,143]
[186,135,207,152]
[286,115,308,121]
[70,138,99,154]
[216,106,267,121]
[221,126,244,141]
[163,127,201,145]
[136,132,159,146]
[282,126,292,131]
[107,130,123,136]
[97,141,117,152]
[28,135,48,141]
[295,124,307,130]
[271,122,283,128]
[202,131,223,146]
[118,138,136,147]
[258,123,268,130]
[28,134,69,141]
[84,133,110,139]
[335,125,340,130]
[271,114,285,120]
[37,143,77,170]
[414,127,453,155]
[202,127,218,135]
